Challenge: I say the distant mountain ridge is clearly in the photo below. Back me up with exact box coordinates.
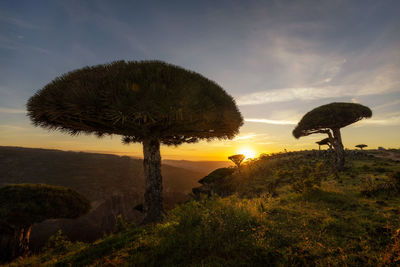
[0,146,206,197]
[163,159,232,174]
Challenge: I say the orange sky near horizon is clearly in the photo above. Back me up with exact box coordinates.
[1,117,399,161]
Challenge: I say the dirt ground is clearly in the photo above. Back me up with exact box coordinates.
[369,150,400,161]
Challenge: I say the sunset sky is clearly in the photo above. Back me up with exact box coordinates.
[1,1,399,160]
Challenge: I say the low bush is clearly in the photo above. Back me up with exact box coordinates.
[361,174,399,198]
[43,230,74,254]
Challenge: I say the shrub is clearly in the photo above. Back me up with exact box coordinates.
[374,167,387,173]
[198,168,235,185]
[113,214,132,234]
[389,171,400,188]
[44,230,73,254]
[361,174,399,198]
[291,162,327,193]
[383,229,400,265]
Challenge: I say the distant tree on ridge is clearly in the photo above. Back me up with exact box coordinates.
[355,144,367,150]
[293,102,372,170]
[228,154,245,168]
[316,138,332,150]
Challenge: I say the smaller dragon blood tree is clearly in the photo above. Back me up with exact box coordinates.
[0,184,90,262]
[355,144,368,150]
[228,154,246,168]
[293,102,372,170]
[316,138,332,150]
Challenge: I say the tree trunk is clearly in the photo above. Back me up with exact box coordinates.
[331,128,345,170]
[142,137,164,224]
[0,223,32,263]
[17,226,32,257]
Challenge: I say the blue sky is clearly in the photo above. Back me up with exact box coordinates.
[0,0,399,160]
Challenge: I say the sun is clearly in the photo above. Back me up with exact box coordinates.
[237,147,257,159]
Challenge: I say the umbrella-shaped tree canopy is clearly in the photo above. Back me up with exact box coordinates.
[293,102,372,139]
[316,138,331,146]
[0,184,90,262]
[356,144,368,150]
[228,154,245,168]
[0,184,90,226]
[293,102,372,170]
[27,60,243,145]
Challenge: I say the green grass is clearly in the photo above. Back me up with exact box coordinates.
[4,150,400,266]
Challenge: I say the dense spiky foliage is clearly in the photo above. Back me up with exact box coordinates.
[356,144,368,150]
[198,168,235,185]
[0,184,90,262]
[293,103,372,139]
[0,184,90,225]
[293,103,372,170]
[27,60,242,145]
[27,60,243,224]
[228,154,245,168]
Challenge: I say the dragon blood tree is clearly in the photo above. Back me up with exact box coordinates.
[355,144,368,150]
[228,154,245,168]
[293,102,372,170]
[27,60,243,224]
[0,184,90,262]
[316,137,332,150]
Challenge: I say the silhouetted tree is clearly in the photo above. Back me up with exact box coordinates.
[293,102,372,170]
[355,144,367,150]
[27,60,243,224]
[0,184,90,262]
[316,138,332,150]
[228,154,245,168]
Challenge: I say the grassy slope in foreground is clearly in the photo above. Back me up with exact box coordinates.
[6,150,400,266]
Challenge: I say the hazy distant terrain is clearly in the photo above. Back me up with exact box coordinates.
[0,146,208,197]
[0,146,218,250]
[163,159,232,174]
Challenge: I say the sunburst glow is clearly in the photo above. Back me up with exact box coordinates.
[237,147,257,159]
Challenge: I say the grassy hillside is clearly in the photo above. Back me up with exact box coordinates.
[4,150,400,266]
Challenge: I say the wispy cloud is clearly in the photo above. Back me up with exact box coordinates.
[0,14,40,30]
[245,113,400,127]
[0,107,26,114]
[236,73,400,106]
[373,99,400,110]
[357,112,400,126]
[237,87,330,105]
[233,133,258,141]
[0,124,28,131]
[0,33,52,54]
